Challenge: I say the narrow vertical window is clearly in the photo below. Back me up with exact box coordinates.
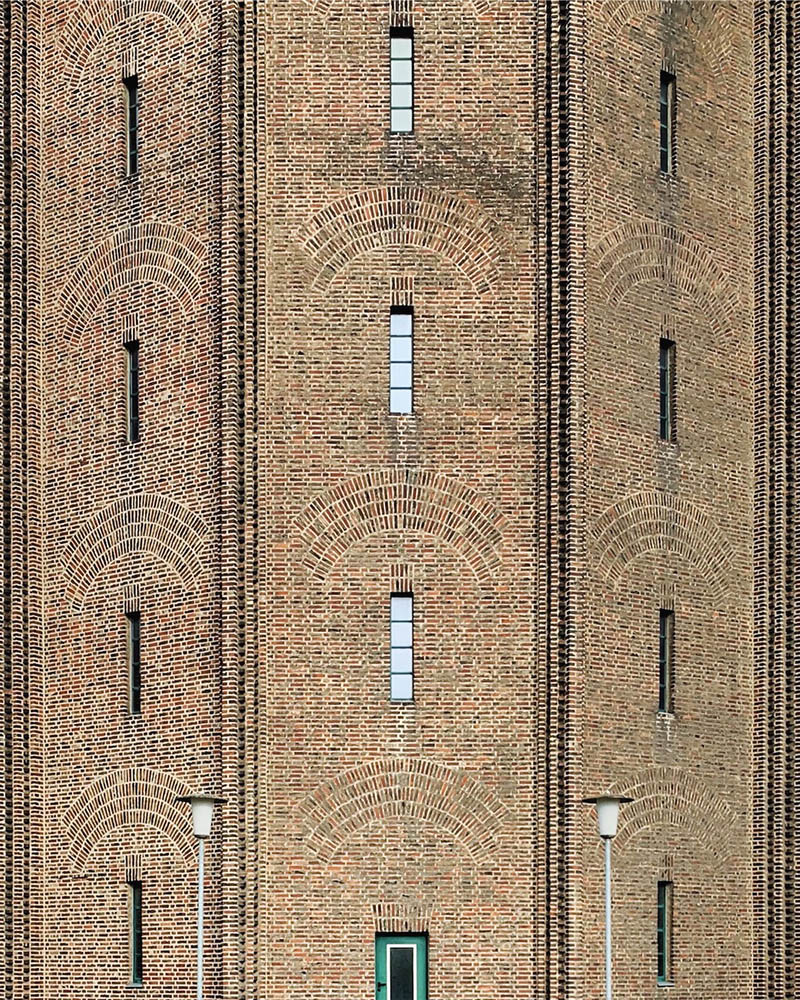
[390,29,414,133]
[126,340,140,442]
[129,880,143,985]
[658,609,674,713]
[657,881,673,984]
[126,611,141,715]
[660,71,676,174]
[390,307,413,413]
[376,934,427,1000]
[390,593,413,701]
[659,338,675,441]
[124,75,139,176]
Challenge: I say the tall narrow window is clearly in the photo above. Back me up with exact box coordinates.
[657,881,674,984]
[126,611,141,715]
[659,338,675,441]
[376,934,427,1000]
[124,75,139,176]
[660,71,676,174]
[658,609,674,713]
[390,29,414,133]
[390,307,413,413]
[126,341,140,442]
[390,593,413,701]
[129,880,143,985]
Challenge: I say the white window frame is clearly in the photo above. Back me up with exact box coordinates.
[387,942,418,1000]
[390,593,413,702]
[390,307,413,414]
[390,29,414,133]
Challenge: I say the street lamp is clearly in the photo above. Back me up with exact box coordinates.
[583,794,633,1000]
[177,794,226,1000]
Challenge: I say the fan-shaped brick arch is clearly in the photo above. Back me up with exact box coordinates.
[58,0,204,88]
[59,222,205,346]
[591,492,734,601]
[592,221,741,344]
[298,187,506,294]
[297,759,507,867]
[61,493,209,608]
[599,1,735,76]
[607,767,738,868]
[294,468,507,583]
[63,767,196,873]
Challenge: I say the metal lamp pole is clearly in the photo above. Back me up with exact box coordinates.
[178,794,226,1000]
[584,794,633,1000]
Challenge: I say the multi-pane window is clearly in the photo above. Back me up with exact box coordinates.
[124,76,139,176]
[657,881,674,984]
[129,880,143,985]
[126,341,140,442]
[390,307,413,413]
[390,594,413,701]
[658,609,674,714]
[375,934,427,1000]
[390,29,414,133]
[127,611,141,715]
[660,71,676,174]
[659,338,675,441]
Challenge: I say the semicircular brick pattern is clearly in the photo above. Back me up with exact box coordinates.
[58,0,204,88]
[599,1,736,76]
[609,766,738,868]
[63,767,196,873]
[298,186,506,294]
[592,221,741,342]
[61,493,209,608]
[297,759,508,867]
[590,491,734,601]
[294,468,507,583]
[59,221,205,346]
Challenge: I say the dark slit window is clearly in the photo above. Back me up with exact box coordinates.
[124,75,138,176]
[129,880,142,984]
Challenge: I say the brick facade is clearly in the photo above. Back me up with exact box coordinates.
[0,2,794,999]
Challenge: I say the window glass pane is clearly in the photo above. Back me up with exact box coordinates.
[391,647,413,674]
[390,389,412,413]
[391,109,413,133]
[391,596,413,621]
[391,84,413,108]
[389,947,415,1000]
[391,621,413,647]
[391,37,413,60]
[390,337,412,363]
[390,362,412,389]
[391,673,413,701]
[390,312,413,337]
[391,60,413,84]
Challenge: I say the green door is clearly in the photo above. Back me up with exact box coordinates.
[375,934,427,1000]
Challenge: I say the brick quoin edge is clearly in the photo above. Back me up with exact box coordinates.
[0,3,795,999]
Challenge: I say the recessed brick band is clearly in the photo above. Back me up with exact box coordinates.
[599,1,735,76]
[609,767,738,868]
[61,493,209,608]
[58,0,204,89]
[63,767,196,873]
[590,491,734,601]
[298,186,506,294]
[297,759,508,867]
[301,1,499,16]
[592,221,741,345]
[58,221,205,346]
[294,468,507,583]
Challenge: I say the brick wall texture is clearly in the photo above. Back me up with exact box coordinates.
[0,2,794,999]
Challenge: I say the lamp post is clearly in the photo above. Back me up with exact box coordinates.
[177,794,226,1000]
[583,795,633,1000]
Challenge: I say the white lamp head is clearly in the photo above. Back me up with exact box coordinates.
[177,794,226,839]
[583,794,634,840]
